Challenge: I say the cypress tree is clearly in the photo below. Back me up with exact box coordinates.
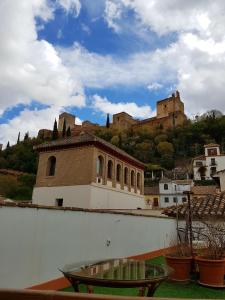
[24,132,29,141]
[106,113,110,128]
[17,132,20,144]
[62,119,66,138]
[52,119,58,140]
[6,141,10,148]
[66,126,71,137]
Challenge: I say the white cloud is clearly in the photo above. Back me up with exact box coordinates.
[2,0,225,145]
[0,106,61,146]
[60,43,177,88]
[104,0,122,32]
[92,94,153,119]
[81,23,91,35]
[120,0,225,39]
[0,0,85,114]
[147,82,163,91]
[57,0,81,17]
[0,106,83,146]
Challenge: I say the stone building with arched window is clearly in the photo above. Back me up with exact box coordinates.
[32,133,145,209]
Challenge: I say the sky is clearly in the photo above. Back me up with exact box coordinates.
[1,0,225,145]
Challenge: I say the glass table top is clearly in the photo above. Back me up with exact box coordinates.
[62,258,172,282]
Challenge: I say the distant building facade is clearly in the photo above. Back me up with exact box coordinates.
[159,179,193,208]
[193,144,225,180]
[32,133,145,209]
[144,186,160,209]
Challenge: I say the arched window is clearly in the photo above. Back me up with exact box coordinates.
[164,184,168,190]
[107,160,113,179]
[137,173,141,189]
[47,156,56,176]
[116,164,122,182]
[131,170,135,187]
[96,155,104,177]
[124,167,128,185]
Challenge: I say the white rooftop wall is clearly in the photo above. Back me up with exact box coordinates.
[0,206,175,289]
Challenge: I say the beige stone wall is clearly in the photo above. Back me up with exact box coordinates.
[35,145,144,195]
[35,146,95,187]
[157,96,184,119]
[58,113,75,131]
[112,112,137,131]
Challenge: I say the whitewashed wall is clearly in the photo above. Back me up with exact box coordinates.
[0,206,176,289]
[32,184,145,209]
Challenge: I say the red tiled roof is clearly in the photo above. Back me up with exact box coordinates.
[34,132,144,169]
[193,155,206,160]
[191,185,217,195]
[162,192,225,219]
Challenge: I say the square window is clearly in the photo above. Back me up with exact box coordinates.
[164,197,169,203]
[56,198,63,207]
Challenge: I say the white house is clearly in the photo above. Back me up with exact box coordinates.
[159,179,193,208]
[193,144,225,180]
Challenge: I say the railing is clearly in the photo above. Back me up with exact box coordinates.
[0,289,150,300]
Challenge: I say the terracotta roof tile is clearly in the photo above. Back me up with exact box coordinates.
[162,192,225,219]
[34,132,144,168]
[193,155,206,160]
[191,185,217,195]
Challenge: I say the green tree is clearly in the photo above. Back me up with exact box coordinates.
[110,135,120,146]
[154,134,168,144]
[52,119,58,140]
[66,126,71,137]
[24,132,29,141]
[62,119,66,138]
[157,141,174,156]
[160,155,175,170]
[17,132,20,144]
[106,113,110,128]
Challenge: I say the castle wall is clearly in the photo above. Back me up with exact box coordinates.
[156,94,184,119]
[112,112,137,131]
[133,112,186,131]
[58,113,75,132]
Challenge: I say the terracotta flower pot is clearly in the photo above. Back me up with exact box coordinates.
[165,255,192,282]
[195,256,225,287]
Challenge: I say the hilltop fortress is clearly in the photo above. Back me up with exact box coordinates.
[38,91,187,138]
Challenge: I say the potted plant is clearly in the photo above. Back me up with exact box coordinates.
[165,241,193,282]
[195,221,225,287]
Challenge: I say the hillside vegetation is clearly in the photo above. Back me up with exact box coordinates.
[0,110,224,199]
[96,111,225,170]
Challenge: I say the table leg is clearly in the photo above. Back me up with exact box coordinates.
[71,281,80,292]
[138,287,146,296]
[146,283,159,297]
[87,285,94,293]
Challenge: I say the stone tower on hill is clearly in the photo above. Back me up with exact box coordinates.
[37,91,187,139]
[58,112,75,132]
[112,91,187,131]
